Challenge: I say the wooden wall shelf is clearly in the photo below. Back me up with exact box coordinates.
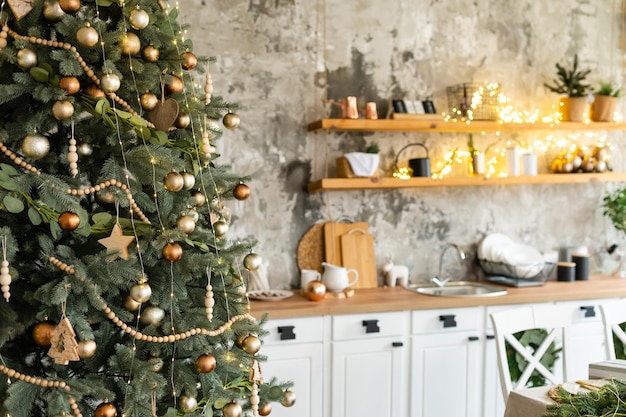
[307,173,626,193]
[307,118,626,133]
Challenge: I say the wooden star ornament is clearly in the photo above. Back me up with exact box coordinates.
[98,224,135,260]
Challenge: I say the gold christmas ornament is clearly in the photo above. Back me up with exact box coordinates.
[241,334,261,355]
[77,142,93,156]
[95,403,117,417]
[243,252,262,271]
[77,339,97,359]
[21,133,50,160]
[100,73,121,93]
[222,402,242,417]
[304,280,326,302]
[140,92,158,111]
[58,211,80,231]
[17,47,37,69]
[43,0,66,21]
[98,223,135,260]
[123,294,141,311]
[59,0,80,13]
[166,75,184,95]
[195,353,217,373]
[258,403,272,416]
[162,241,183,263]
[129,281,152,303]
[213,221,229,238]
[32,321,56,347]
[139,305,165,326]
[119,32,141,56]
[129,8,150,30]
[181,51,197,70]
[84,84,105,98]
[95,190,116,208]
[233,183,251,200]
[176,215,195,235]
[175,112,191,129]
[148,356,164,372]
[192,190,206,206]
[52,99,74,121]
[223,112,241,130]
[181,171,195,190]
[281,390,296,407]
[76,24,99,47]
[59,76,80,95]
[142,45,160,62]
[179,396,197,413]
[163,170,184,192]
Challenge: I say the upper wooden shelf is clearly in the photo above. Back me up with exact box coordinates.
[307,118,626,133]
[307,172,626,193]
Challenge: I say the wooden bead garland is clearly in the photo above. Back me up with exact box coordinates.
[1,236,10,301]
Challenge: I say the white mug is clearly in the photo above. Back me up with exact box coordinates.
[301,269,322,289]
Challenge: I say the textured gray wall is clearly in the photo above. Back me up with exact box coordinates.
[184,0,626,289]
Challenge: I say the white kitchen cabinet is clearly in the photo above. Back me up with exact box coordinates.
[410,307,483,417]
[330,311,410,417]
[262,316,325,417]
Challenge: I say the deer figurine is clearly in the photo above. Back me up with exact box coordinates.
[382,255,409,287]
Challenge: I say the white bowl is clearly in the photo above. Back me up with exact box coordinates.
[500,244,545,278]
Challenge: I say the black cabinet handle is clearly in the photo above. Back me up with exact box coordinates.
[486,334,495,340]
[278,326,296,340]
[439,314,457,328]
[468,336,479,341]
[362,319,380,334]
[392,341,403,347]
[580,306,596,318]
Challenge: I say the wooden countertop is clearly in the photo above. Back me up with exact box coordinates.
[249,275,626,319]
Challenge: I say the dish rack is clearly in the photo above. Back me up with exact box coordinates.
[479,259,556,287]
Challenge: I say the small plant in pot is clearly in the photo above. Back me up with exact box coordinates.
[336,142,380,178]
[591,81,621,122]
[544,54,591,122]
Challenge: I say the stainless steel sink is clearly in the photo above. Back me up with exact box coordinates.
[405,281,508,297]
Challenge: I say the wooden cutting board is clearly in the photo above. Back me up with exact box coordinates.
[323,222,378,289]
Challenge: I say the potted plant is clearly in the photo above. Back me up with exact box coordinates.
[336,142,380,178]
[591,81,620,122]
[544,54,591,122]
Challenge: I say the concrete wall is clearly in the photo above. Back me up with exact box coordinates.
[184,0,626,289]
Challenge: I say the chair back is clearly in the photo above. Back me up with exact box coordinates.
[599,299,626,360]
[489,304,572,402]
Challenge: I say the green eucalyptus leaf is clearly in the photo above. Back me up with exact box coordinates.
[28,207,43,225]
[74,208,92,237]
[50,221,61,240]
[135,126,152,140]
[3,195,24,213]
[0,177,19,191]
[114,109,133,119]
[92,212,113,225]
[39,62,53,74]
[213,398,228,409]
[95,98,110,115]
[162,407,177,417]
[129,115,148,127]
[0,164,18,176]
[151,130,168,146]
[29,67,50,83]
[96,0,114,6]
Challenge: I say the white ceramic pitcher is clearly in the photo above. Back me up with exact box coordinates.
[322,262,359,292]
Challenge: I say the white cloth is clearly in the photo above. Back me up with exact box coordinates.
[343,152,380,176]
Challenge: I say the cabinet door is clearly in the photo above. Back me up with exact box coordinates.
[410,331,482,417]
[331,337,409,417]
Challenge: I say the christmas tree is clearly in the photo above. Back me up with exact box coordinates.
[0,1,292,417]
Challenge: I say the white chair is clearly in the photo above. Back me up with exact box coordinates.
[599,299,626,360]
[489,304,572,402]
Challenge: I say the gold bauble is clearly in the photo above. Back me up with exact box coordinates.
[281,390,296,407]
[21,134,50,160]
[175,112,191,129]
[258,403,272,416]
[95,190,116,208]
[181,51,197,70]
[76,24,99,48]
[166,75,184,95]
[52,99,75,121]
[94,403,117,417]
[162,241,183,263]
[100,73,121,93]
[84,84,105,98]
[142,45,160,62]
[77,339,97,359]
[191,190,206,206]
[223,112,241,130]
[222,402,242,417]
[243,252,262,271]
[304,280,326,302]
[213,221,229,238]
[163,171,184,192]
[129,8,150,30]
[32,321,56,347]
[119,32,141,56]
[176,215,196,235]
[181,171,195,190]
[123,294,141,311]
[59,76,80,95]
[139,305,165,326]
[59,0,80,13]
[148,357,164,372]
[195,353,216,373]
[17,48,37,69]
[140,92,158,111]
[58,211,80,231]
[77,142,93,156]
[129,282,152,303]
[43,1,66,21]
[180,396,197,413]
[241,335,261,355]
[233,183,251,201]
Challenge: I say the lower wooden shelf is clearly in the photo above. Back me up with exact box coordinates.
[307,172,626,193]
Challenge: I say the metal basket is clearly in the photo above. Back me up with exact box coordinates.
[479,258,555,280]
[446,83,501,120]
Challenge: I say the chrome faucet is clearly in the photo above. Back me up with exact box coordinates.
[431,243,466,287]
